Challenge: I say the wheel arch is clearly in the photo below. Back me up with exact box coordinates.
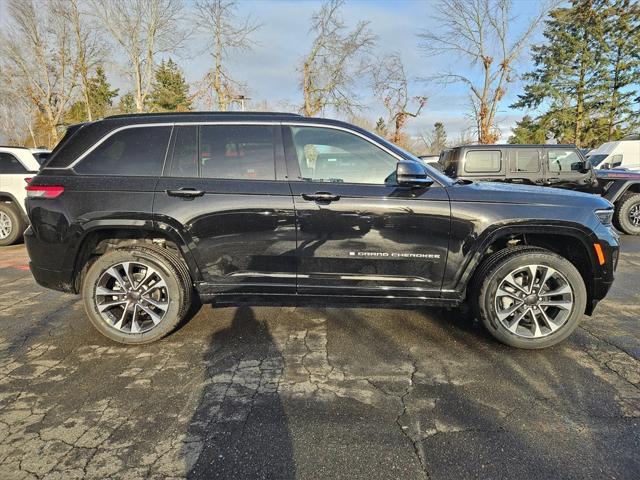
[458,223,599,314]
[605,181,640,203]
[71,223,201,293]
[0,191,28,220]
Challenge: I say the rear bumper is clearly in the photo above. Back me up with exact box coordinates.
[25,226,76,293]
[28,263,75,293]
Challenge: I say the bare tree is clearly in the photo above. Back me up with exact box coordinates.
[62,0,105,121]
[92,0,186,112]
[193,0,261,111]
[301,0,376,117]
[373,53,427,145]
[418,0,547,144]
[0,0,79,146]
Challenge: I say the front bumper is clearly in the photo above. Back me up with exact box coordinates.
[586,225,619,314]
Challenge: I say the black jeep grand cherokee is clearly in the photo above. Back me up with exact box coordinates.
[25,112,618,349]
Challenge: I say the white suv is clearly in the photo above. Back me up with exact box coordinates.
[0,146,49,245]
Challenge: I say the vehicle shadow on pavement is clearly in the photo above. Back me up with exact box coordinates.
[184,306,296,479]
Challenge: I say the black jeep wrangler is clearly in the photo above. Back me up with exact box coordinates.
[437,144,640,235]
[25,113,618,349]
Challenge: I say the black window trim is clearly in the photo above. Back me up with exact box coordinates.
[59,120,444,186]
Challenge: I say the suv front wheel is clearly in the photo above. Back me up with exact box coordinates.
[82,246,192,344]
[614,193,640,235]
[473,247,587,349]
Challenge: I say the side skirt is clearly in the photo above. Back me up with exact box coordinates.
[197,292,463,309]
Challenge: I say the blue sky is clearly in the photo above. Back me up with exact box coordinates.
[0,0,549,141]
[170,0,548,141]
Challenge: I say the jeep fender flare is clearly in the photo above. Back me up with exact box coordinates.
[602,180,640,204]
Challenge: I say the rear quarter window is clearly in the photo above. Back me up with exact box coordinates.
[0,152,28,174]
[74,126,172,176]
[464,150,502,173]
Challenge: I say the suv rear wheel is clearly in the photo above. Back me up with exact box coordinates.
[82,246,192,344]
[614,193,640,235]
[473,247,587,349]
[0,203,25,246]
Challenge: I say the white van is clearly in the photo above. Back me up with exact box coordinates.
[587,139,640,171]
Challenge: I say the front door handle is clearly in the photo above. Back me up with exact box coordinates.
[166,188,205,198]
[301,192,341,202]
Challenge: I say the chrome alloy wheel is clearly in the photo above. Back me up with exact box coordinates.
[95,261,170,334]
[494,264,574,339]
[629,204,640,227]
[0,212,12,240]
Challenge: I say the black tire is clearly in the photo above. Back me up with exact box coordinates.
[0,203,26,246]
[82,246,192,344]
[614,193,640,235]
[471,247,587,349]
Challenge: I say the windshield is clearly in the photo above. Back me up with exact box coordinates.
[587,154,608,167]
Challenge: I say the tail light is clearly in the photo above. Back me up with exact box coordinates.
[26,185,65,198]
[25,177,33,184]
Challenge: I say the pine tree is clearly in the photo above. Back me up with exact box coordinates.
[88,66,119,119]
[512,0,610,147]
[602,0,640,139]
[64,66,118,123]
[374,117,387,137]
[429,122,448,153]
[147,59,192,112]
[118,93,136,114]
[508,116,549,144]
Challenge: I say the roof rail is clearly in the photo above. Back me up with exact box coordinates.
[105,111,303,120]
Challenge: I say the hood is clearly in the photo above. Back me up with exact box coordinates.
[595,169,640,180]
[448,181,612,209]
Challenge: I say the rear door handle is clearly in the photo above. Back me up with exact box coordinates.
[166,188,205,198]
[301,192,340,202]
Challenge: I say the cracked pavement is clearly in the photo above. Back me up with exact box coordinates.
[0,238,638,479]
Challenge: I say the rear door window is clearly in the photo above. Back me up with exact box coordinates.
[75,126,171,176]
[0,153,27,173]
[169,126,198,177]
[199,125,276,180]
[509,149,540,173]
[464,150,502,173]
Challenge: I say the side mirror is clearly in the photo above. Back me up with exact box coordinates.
[572,161,590,173]
[396,161,434,187]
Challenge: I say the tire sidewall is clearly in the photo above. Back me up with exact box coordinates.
[0,203,23,246]
[82,249,183,344]
[479,252,587,349]
[617,194,640,235]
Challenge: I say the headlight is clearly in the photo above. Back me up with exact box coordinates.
[595,209,613,225]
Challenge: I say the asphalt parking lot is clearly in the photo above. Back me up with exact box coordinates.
[0,239,638,480]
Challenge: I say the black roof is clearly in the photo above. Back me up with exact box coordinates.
[105,111,302,121]
[451,143,578,148]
